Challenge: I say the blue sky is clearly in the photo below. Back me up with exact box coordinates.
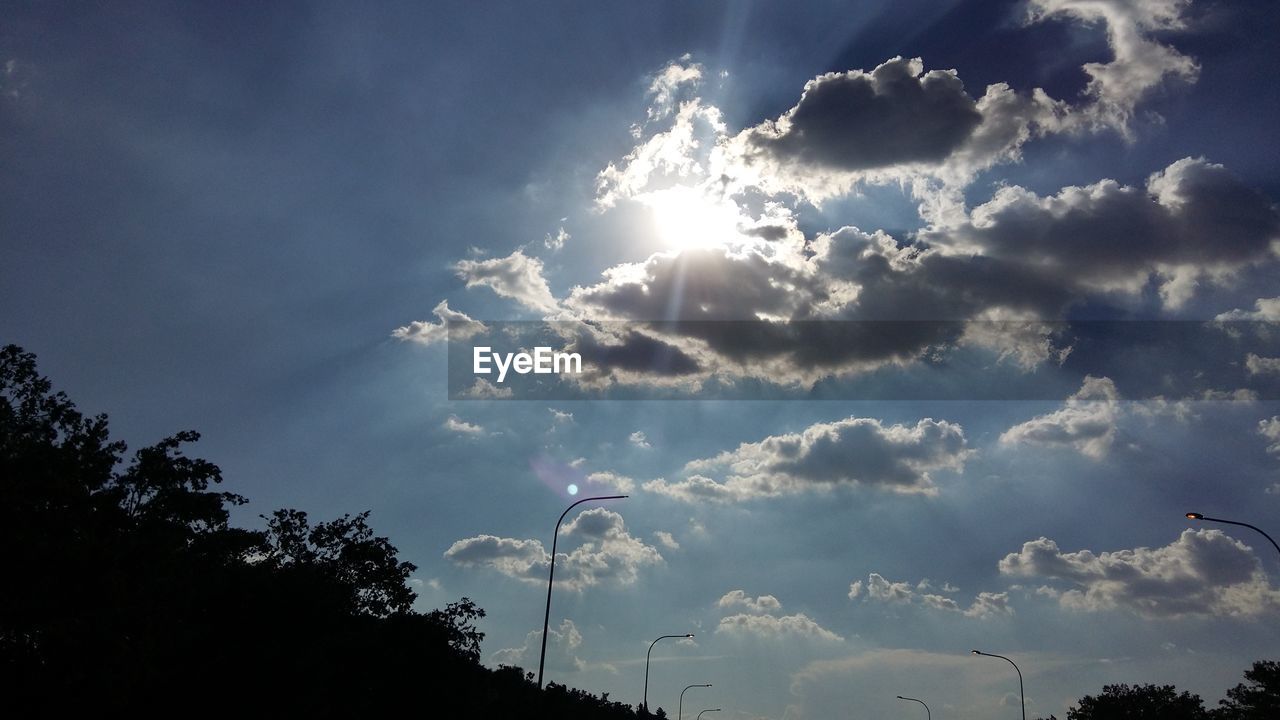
[4,1,1280,717]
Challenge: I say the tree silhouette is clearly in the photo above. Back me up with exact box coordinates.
[0,344,669,717]
[1066,684,1209,720]
[1216,660,1280,719]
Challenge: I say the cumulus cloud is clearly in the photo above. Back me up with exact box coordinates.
[457,378,515,399]
[652,530,680,550]
[1246,354,1280,376]
[392,300,486,346]
[741,57,985,173]
[454,249,558,313]
[585,470,637,493]
[444,509,663,591]
[1217,297,1280,321]
[1259,416,1280,455]
[717,589,783,614]
[1000,376,1120,458]
[492,619,588,673]
[713,591,842,643]
[849,573,1012,619]
[646,416,969,502]
[443,414,484,435]
[999,529,1280,617]
[629,431,651,448]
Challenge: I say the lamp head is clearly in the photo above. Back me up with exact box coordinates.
[971,649,981,655]
[1186,512,1203,520]
[686,633,695,638]
[897,695,905,699]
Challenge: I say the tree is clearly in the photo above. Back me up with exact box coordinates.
[1215,660,1280,719]
[1067,684,1209,720]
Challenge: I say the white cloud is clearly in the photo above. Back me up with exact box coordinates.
[629,431,651,448]
[444,509,663,592]
[1000,376,1120,459]
[544,226,570,251]
[454,249,558,313]
[717,589,783,614]
[1028,0,1199,136]
[652,530,680,551]
[549,408,575,424]
[392,299,486,346]
[585,470,637,494]
[1259,416,1280,455]
[443,414,484,435]
[999,529,1280,617]
[458,378,514,399]
[712,590,843,643]
[1246,354,1280,376]
[715,612,844,644]
[1217,297,1280,321]
[849,573,1012,619]
[492,618,587,673]
[647,416,969,502]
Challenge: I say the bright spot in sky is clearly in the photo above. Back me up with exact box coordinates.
[645,185,743,251]
[567,484,579,496]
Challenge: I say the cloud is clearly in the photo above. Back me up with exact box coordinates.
[715,612,844,644]
[998,529,1280,617]
[652,530,680,551]
[1246,354,1280,376]
[457,378,514,399]
[716,589,783,614]
[741,57,984,173]
[999,376,1120,458]
[492,619,587,673]
[1259,416,1280,455]
[849,573,1012,619]
[549,408,575,424]
[629,431,651,448]
[443,414,484,435]
[454,249,558,313]
[647,416,969,502]
[392,300,486,346]
[444,509,664,592]
[585,470,636,494]
[921,158,1280,309]
[712,591,842,643]
[1028,0,1200,136]
[1217,297,1280,321]
[544,226,570,251]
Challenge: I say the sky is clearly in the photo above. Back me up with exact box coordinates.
[4,1,1280,717]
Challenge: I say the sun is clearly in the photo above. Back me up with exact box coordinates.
[645,185,743,251]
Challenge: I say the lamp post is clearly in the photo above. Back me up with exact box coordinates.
[972,650,1024,720]
[696,709,722,720]
[537,494,627,689]
[644,633,695,711]
[1185,513,1280,559]
[896,695,931,720]
[680,683,712,720]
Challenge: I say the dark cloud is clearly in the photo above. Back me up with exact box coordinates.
[743,57,983,171]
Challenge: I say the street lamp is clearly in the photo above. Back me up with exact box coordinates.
[1185,513,1280,559]
[644,633,695,711]
[972,649,1025,720]
[680,683,712,720]
[696,709,722,720]
[537,494,627,689]
[896,695,931,720]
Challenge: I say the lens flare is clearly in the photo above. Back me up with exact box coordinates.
[567,483,579,496]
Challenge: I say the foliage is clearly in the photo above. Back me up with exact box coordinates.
[0,344,665,717]
[1216,660,1280,720]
